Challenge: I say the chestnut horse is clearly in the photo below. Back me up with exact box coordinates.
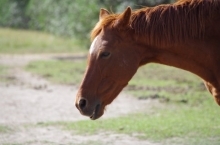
[75,0,220,120]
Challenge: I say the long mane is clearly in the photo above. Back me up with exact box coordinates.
[91,0,220,46]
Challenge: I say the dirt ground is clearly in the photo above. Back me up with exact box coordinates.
[0,54,160,145]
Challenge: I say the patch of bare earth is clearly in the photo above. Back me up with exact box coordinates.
[0,54,160,145]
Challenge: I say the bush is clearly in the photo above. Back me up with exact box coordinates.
[27,0,100,43]
[0,0,174,46]
[0,0,30,28]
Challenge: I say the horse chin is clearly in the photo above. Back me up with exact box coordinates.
[89,104,105,120]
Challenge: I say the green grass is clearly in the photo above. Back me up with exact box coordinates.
[0,65,12,82]
[26,60,86,85]
[127,64,207,104]
[130,63,201,89]
[0,125,12,133]
[26,60,207,104]
[25,60,210,105]
[0,65,7,75]
[25,59,220,145]
[4,27,220,145]
[0,28,86,54]
[47,98,220,145]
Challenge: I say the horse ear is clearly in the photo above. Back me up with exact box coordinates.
[99,8,110,21]
[114,7,132,29]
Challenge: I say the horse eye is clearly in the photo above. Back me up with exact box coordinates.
[100,52,111,59]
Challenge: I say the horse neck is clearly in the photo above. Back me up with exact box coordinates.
[137,38,217,83]
[139,37,220,105]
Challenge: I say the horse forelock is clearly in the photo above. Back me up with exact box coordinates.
[91,0,219,46]
[91,14,118,41]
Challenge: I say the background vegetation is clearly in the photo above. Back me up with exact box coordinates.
[0,0,173,46]
[0,28,84,54]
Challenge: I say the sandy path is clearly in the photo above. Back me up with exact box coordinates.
[0,54,160,145]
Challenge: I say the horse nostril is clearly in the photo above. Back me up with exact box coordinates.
[79,99,87,110]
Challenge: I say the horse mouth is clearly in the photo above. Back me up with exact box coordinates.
[90,104,103,120]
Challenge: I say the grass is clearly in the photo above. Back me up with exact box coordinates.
[26,59,86,85]
[47,98,220,145]
[127,64,207,105]
[130,64,201,88]
[27,59,220,145]
[0,65,8,75]
[26,60,207,104]
[0,28,86,54]
[0,125,12,133]
[0,65,11,82]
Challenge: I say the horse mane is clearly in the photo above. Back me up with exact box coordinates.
[91,0,220,46]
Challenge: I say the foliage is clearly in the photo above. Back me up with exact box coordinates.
[0,0,30,28]
[0,0,174,46]
[27,0,100,44]
[100,0,172,12]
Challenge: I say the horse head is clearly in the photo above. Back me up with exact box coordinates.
[75,7,143,120]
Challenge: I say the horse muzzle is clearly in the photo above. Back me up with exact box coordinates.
[75,98,104,120]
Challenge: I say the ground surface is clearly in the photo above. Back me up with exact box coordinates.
[0,54,160,145]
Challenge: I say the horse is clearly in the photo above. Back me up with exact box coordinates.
[75,0,220,120]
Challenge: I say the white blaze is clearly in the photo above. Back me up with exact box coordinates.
[89,36,98,54]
